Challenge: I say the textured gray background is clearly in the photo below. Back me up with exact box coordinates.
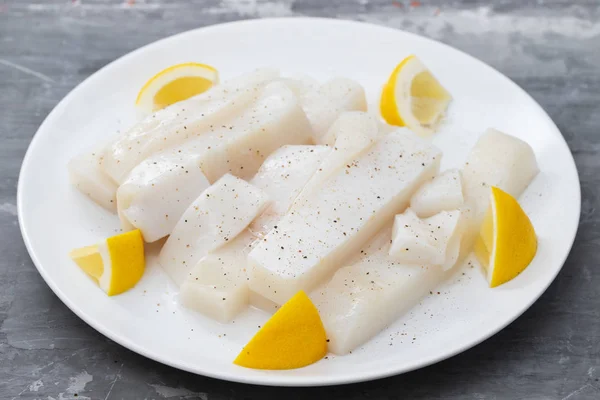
[1,0,599,399]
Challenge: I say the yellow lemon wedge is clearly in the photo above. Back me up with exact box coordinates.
[380,55,452,136]
[474,187,537,288]
[135,62,219,113]
[234,291,327,370]
[69,229,145,296]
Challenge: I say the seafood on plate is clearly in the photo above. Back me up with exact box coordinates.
[69,60,540,370]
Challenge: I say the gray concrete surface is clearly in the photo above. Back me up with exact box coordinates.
[1,0,599,399]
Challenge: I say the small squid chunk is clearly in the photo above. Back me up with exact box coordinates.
[248,130,441,305]
[319,110,380,148]
[116,152,210,243]
[159,174,270,286]
[410,169,464,218]
[389,209,463,270]
[462,128,539,220]
[68,144,118,212]
[300,78,368,144]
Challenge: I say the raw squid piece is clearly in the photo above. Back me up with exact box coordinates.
[389,209,463,270]
[159,174,270,286]
[116,152,210,242]
[248,131,441,305]
[68,145,118,212]
[319,110,379,147]
[103,68,279,184]
[462,128,539,220]
[410,169,464,218]
[311,228,451,355]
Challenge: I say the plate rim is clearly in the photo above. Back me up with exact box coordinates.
[17,17,581,386]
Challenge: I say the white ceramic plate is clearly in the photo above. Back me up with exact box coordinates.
[18,18,580,386]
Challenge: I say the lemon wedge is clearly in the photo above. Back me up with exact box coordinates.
[135,63,218,113]
[475,187,537,288]
[380,55,452,136]
[234,291,327,370]
[70,229,145,296]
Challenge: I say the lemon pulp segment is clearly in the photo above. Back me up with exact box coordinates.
[69,245,103,282]
[70,229,145,296]
[476,187,537,288]
[135,62,218,113]
[410,70,451,125]
[153,77,214,110]
[380,55,451,135]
